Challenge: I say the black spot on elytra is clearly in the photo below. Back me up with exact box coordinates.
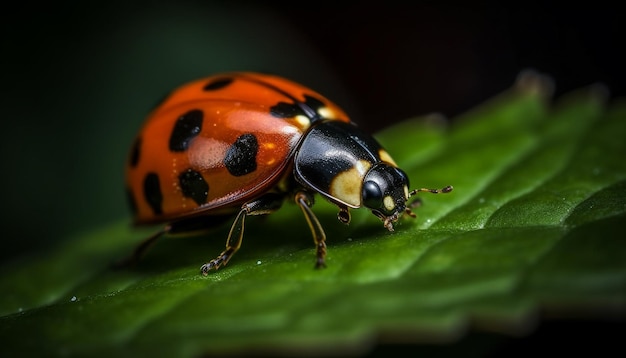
[169,109,203,152]
[203,77,234,91]
[269,94,326,122]
[130,137,141,167]
[126,187,138,216]
[270,102,300,118]
[143,173,163,215]
[303,95,325,112]
[179,169,209,205]
[224,134,259,177]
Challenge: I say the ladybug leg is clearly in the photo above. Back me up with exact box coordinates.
[200,193,284,276]
[112,225,170,269]
[294,191,327,269]
[337,205,351,225]
[200,209,246,275]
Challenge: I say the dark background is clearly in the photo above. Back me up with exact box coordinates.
[279,3,624,133]
[1,1,623,356]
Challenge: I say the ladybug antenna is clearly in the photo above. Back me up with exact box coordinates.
[408,185,453,198]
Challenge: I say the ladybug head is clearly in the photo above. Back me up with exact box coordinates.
[361,163,411,231]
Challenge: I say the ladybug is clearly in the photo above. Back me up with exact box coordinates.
[124,72,452,275]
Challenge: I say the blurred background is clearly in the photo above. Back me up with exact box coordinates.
[1,0,622,267]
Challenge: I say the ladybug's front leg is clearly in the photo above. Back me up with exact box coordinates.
[200,193,284,276]
[294,191,327,269]
[112,226,169,269]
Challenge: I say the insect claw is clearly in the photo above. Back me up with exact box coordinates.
[200,262,215,276]
[200,254,229,275]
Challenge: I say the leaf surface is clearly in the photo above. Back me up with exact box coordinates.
[1,75,624,357]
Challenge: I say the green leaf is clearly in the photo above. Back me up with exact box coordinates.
[1,73,625,357]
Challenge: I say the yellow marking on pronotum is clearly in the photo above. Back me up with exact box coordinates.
[378,149,397,166]
[329,159,372,207]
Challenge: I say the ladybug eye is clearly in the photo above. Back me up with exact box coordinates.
[362,180,383,209]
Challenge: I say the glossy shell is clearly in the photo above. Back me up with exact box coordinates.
[126,73,350,224]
